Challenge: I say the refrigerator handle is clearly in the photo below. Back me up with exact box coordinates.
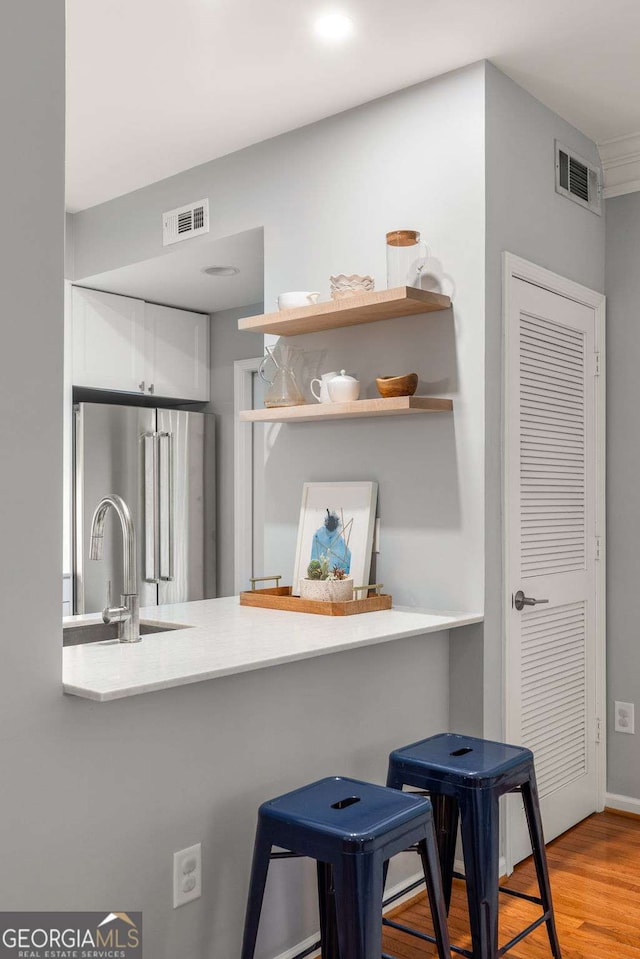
[158,431,175,582]
[144,433,159,583]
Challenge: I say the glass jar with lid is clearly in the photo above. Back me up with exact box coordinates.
[386,230,429,289]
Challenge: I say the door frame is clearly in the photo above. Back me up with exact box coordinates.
[234,357,263,594]
[502,252,606,870]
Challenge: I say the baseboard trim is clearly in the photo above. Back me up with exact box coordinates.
[272,856,513,959]
[272,871,426,959]
[382,869,427,912]
[455,856,507,878]
[272,932,322,959]
[605,792,640,818]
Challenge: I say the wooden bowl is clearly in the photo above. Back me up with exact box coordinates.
[376,373,418,397]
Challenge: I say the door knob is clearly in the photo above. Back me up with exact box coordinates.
[514,590,549,611]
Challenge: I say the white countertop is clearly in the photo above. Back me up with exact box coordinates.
[62,596,483,702]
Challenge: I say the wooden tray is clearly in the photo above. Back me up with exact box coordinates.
[239,585,393,617]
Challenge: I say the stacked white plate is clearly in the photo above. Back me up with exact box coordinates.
[329,274,375,300]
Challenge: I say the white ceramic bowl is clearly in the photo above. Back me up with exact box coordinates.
[329,274,374,300]
[277,291,320,310]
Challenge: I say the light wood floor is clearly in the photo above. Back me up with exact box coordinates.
[382,810,640,959]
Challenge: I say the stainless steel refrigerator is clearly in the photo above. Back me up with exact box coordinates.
[73,401,216,614]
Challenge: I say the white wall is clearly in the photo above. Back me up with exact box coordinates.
[63,217,76,574]
[208,303,263,597]
[484,62,605,739]
[604,190,640,801]
[73,63,487,615]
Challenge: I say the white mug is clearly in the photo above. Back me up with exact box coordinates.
[310,371,338,403]
[277,291,321,310]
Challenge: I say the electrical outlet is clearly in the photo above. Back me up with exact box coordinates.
[614,701,635,734]
[173,843,202,908]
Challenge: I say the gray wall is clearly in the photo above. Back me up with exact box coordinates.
[1,32,611,959]
[605,191,640,800]
[449,622,485,735]
[484,62,606,740]
[72,63,487,616]
[208,303,263,597]
[0,58,485,959]
[0,0,64,925]
[7,633,449,959]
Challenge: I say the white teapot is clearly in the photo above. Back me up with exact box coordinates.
[327,370,360,403]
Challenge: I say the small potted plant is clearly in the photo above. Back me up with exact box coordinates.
[299,555,354,602]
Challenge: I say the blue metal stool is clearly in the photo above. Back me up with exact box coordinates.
[386,733,562,959]
[241,775,451,959]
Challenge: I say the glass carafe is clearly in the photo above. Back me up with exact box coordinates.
[386,229,429,288]
[259,344,306,408]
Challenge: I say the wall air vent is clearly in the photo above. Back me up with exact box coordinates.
[555,142,602,215]
[162,199,210,246]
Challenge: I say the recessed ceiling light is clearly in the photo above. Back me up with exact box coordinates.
[314,11,354,42]
[203,266,240,277]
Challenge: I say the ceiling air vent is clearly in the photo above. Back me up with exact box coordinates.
[162,199,210,246]
[555,142,601,215]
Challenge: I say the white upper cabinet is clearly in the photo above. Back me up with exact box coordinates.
[145,303,210,402]
[72,287,146,394]
[71,288,210,401]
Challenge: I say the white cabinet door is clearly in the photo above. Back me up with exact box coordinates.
[505,276,601,868]
[72,287,146,393]
[145,303,210,401]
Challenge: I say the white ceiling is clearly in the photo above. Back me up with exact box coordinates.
[76,228,264,314]
[67,0,640,212]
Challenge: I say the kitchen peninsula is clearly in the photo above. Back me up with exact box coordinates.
[63,597,483,701]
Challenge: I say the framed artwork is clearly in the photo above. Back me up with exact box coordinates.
[292,481,378,595]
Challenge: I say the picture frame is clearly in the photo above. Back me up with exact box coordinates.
[292,481,378,596]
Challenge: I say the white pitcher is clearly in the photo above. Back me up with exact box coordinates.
[310,371,339,403]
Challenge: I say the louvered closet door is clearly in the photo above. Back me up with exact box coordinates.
[506,277,599,868]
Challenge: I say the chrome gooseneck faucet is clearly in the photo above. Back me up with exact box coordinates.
[89,494,141,643]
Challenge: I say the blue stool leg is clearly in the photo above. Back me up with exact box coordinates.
[385,764,404,791]
[432,793,459,913]
[333,851,384,959]
[317,862,340,959]
[521,774,562,959]
[417,827,453,959]
[241,822,273,959]
[459,790,500,959]
[382,765,403,892]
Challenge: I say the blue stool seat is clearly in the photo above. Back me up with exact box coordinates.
[387,733,562,959]
[391,733,532,789]
[241,776,451,959]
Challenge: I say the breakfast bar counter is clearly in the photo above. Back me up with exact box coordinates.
[62,596,483,701]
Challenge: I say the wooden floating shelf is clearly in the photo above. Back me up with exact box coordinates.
[239,395,453,423]
[238,286,451,336]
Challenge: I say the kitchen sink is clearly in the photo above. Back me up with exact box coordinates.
[63,620,191,646]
